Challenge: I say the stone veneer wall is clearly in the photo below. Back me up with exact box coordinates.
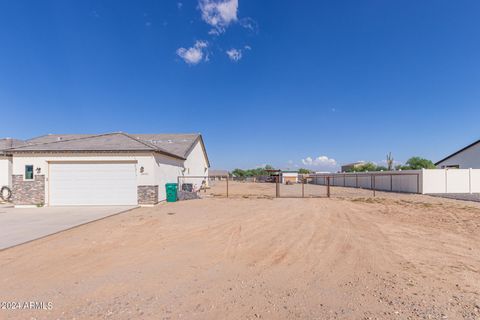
[137,185,159,205]
[12,175,45,205]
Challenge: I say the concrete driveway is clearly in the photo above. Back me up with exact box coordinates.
[0,204,137,250]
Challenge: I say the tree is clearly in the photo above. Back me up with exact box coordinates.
[232,165,275,178]
[232,169,246,177]
[351,162,378,172]
[400,157,436,170]
[345,162,387,172]
[298,168,312,174]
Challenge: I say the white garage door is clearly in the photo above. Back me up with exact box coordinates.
[49,162,138,206]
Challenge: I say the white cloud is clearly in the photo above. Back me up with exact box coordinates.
[176,41,209,65]
[199,0,238,33]
[301,156,337,167]
[226,48,242,61]
[239,17,258,32]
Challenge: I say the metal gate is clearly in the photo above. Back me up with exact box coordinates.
[276,177,331,198]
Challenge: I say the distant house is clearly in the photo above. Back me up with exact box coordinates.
[435,139,480,169]
[341,161,365,173]
[209,169,229,180]
[281,171,298,184]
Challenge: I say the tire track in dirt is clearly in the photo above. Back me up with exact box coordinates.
[1,185,480,319]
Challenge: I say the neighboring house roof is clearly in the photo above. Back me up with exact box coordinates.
[0,138,25,154]
[341,161,365,167]
[435,139,480,165]
[209,169,229,176]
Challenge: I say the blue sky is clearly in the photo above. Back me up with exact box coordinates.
[0,0,479,171]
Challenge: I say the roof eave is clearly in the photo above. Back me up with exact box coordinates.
[7,149,156,154]
[7,149,186,160]
[153,149,186,160]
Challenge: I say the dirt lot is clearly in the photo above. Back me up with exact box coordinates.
[1,182,480,319]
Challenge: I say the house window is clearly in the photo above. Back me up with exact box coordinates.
[25,165,34,180]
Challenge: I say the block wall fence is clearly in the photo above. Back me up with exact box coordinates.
[310,169,480,194]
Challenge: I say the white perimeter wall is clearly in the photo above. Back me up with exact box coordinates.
[311,170,421,193]
[0,157,12,187]
[311,169,480,194]
[422,169,480,194]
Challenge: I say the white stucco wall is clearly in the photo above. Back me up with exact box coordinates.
[181,140,210,189]
[12,153,156,205]
[0,157,12,187]
[436,143,480,169]
[153,154,185,201]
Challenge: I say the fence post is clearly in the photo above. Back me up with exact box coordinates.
[327,177,331,198]
[226,175,229,198]
[276,176,279,198]
[371,175,376,197]
[390,174,393,191]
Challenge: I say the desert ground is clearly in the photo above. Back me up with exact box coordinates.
[1,182,480,319]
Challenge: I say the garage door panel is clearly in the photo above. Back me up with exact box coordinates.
[50,163,138,206]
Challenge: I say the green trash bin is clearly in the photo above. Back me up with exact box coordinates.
[166,183,178,202]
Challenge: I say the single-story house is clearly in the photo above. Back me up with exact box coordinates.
[341,161,365,173]
[435,139,480,169]
[209,169,229,181]
[1,132,209,207]
[281,171,298,184]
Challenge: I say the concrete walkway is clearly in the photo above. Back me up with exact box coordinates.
[0,205,137,250]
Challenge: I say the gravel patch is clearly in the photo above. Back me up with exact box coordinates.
[428,193,480,203]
